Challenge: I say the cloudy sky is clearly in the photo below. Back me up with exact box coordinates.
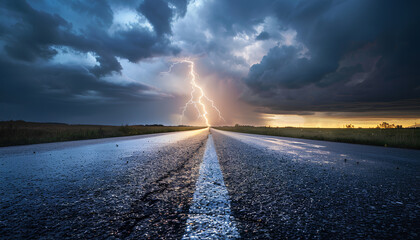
[1,0,419,127]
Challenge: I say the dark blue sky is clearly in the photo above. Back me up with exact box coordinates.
[0,0,419,126]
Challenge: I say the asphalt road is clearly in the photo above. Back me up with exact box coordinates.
[1,128,419,239]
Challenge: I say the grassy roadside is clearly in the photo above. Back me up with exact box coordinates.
[214,126,420,149]
[0,121,205,147]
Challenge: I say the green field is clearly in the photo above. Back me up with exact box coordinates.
[215,126,420,149]
[0,121,205,147]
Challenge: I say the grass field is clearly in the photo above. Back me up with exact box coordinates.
[215,126,420,149]
[0,121,205,147]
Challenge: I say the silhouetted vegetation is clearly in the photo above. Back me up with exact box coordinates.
[215,125,420,149]
[376,122,403,129]
[0,121,204,147]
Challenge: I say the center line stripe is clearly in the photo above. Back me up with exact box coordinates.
[182,134,240,239]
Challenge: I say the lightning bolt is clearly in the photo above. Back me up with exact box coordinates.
[161,59,224,127]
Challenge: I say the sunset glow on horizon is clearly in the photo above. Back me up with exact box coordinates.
[261,114,420,128]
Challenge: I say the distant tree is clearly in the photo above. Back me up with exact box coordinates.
[345,124,354,128]
[378,122,389,128]
[377,122,398,129]
[396,125,403,128]
[234,123,240,127]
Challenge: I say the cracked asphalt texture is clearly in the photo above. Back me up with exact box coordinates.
[1,128,419,239]
[212,129,420,239]
[1,129,208,239]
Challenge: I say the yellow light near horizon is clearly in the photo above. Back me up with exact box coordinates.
[264,114,420,128]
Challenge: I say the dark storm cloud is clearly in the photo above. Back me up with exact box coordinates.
[179,0,420,115]
[1,0,419,124]
[137,0,189,35]
[0,54,172,123]
[0,0,180,76]
[1,1,70,62]
[0,0,188,123]
[65,0,114,27]
[199,0,273,35]
[0,57,157,105]
[139,0,173,35]
[243,0,420,114]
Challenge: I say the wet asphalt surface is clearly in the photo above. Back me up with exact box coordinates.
[1,129,208,239]
[212,129,420,239]
[1,128,419,239]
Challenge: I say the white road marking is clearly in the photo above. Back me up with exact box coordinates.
[182,134,240,239]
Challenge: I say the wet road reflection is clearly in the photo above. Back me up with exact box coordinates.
[0,129,207,239]
[214,129,420,168]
